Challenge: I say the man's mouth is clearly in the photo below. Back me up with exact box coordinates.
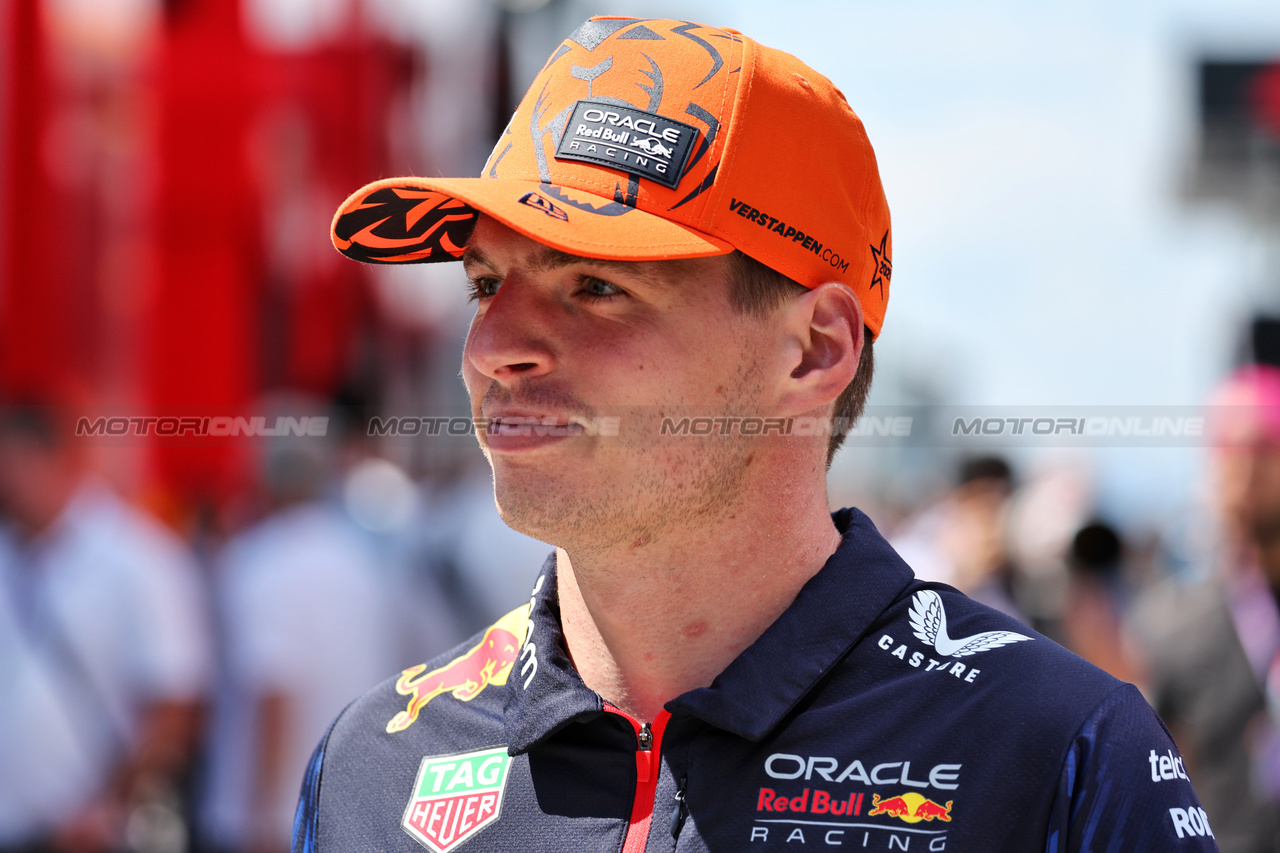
[485,414,585,439]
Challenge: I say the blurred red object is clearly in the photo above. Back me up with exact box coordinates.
[148,0,262,509]
[0,0,407,523]
[0,0,85,399]
[1249,61,1280,138]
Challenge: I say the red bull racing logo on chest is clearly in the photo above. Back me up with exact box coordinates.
[751,753,959,849]
[402,746,512,852]
[388,606,529,733]
[867,792,953,823]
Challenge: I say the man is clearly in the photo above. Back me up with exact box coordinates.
[295,18,1217,852]
[1131,365,1280,852]
[0,405,210,851]
[892,456,1025,622]
[199,399,401,853]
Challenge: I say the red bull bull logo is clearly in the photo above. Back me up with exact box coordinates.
[387,607,529,734]
[866,792,953,823]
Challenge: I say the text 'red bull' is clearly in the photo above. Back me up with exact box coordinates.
[387,607,528,733]
[757,788,863,816]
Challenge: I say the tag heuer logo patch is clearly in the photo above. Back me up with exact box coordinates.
[555,99,697,189]
[402,747,512,852]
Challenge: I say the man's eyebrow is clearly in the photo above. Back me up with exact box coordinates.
[461,245,493,271]
[463,243,671,288]
[532,248,665,287]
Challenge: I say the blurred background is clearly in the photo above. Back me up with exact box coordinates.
[3,0,1280,851]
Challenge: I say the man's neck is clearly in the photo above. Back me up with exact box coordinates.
[14,470,80,543]
[555,489,842,722]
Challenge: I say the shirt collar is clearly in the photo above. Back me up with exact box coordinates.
[667,508,914,740]
[503,508,915,751]
[504,553,602,754]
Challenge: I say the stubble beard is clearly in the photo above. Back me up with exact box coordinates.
[489,364,768,556]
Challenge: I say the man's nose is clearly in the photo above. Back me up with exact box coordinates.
[465,275,557,383]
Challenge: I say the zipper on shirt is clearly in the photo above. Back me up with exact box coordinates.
[603,704,672,853]
[669,775,688,840]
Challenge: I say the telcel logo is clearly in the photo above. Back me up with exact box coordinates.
[1148,748,1189,782]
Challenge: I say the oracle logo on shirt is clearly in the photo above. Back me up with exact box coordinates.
[763,753,961,790]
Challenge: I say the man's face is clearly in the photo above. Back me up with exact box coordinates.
[461,216,779,550]
[1215,440,1280,551]
[0,431,73,535]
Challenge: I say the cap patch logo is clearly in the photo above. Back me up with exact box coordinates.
[555,99,697,190]
[402,746,512,852]
[518,191,569,221]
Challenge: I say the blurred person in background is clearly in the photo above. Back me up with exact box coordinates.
[198,399,401,853]
[1060,520,1142,684]
[340,453,473,671]
[892,455,1027,622]
[406,455,557,638]
[1130,365,1280,853]
[0,404,211,852]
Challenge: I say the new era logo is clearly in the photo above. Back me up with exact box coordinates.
[518,191,569,221]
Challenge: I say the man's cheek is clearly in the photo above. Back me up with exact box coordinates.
[459,355,486,398]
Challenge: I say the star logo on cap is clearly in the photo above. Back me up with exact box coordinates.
[869,230,892,298]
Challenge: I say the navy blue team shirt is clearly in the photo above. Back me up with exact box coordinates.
[293,508,1219,852]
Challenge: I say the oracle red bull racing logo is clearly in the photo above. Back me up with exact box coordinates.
[388,606,529,734]
[867,792,953,823]
[555,100,699,190]
[751,753,959,848]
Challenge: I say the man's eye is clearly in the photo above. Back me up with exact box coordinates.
[579,275,623,299]
[467,276,501,301]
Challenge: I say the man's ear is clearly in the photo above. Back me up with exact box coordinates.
[775,283,864,417]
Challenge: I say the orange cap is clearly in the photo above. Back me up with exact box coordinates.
[332,17,893,338]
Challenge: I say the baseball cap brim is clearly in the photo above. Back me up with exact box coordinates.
[331,176,734,266]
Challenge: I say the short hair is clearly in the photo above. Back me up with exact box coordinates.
[726,250,875,466]
[957,455,1014,488]
[0,403,63,448]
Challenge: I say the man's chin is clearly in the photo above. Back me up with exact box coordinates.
[490,472,571,542]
